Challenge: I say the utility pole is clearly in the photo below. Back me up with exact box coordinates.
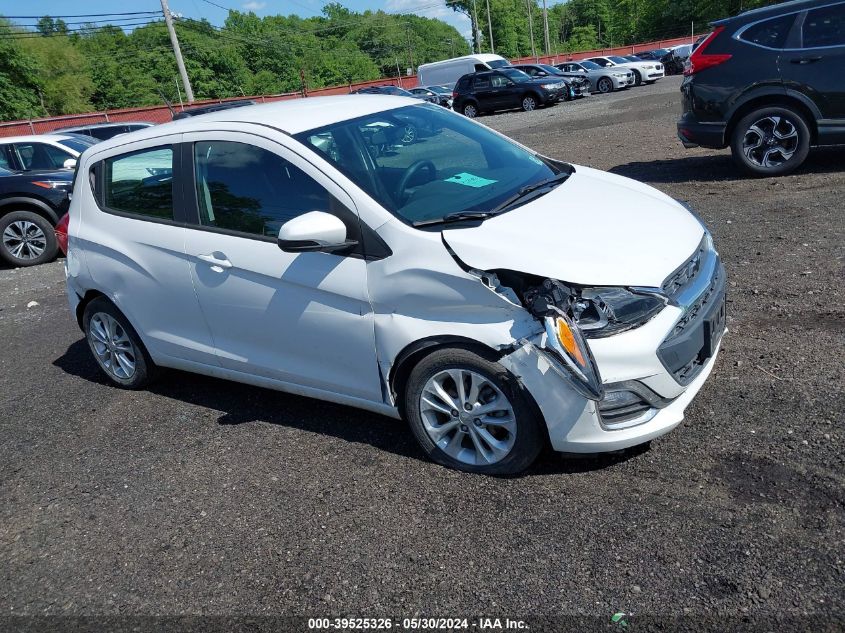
[406,27,415,72]
[542,0,550,56]
[472,0,481,54]
[485,0,494,54]
[526,0,536,60]
[161,0,194,103]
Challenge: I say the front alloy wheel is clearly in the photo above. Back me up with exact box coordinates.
[0,210,58,267]
[419,369,517,467]
[400,124,417,145]
[731,106,810,176]
[403,347,544,475]
[597,77,613,94]
[522,95,537,112]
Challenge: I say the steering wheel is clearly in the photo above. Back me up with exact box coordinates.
[397,160,436,205]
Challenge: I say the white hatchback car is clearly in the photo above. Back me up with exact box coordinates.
[64,96,725,475]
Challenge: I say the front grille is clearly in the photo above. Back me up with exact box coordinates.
[663,236,706,298]
[666,260,722,341]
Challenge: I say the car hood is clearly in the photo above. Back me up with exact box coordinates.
[441,165,705,287]
[616,60,660,69]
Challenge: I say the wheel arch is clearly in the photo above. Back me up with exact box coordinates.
[389,335,503,416]
[0,197,60,224]
[726,93,819,145]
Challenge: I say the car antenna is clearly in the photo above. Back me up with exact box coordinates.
[158,89,176,117]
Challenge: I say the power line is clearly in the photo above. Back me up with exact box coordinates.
[0,12,162,19]
[0,21,165,39]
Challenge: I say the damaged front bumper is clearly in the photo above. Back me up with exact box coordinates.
[500,334,723,453]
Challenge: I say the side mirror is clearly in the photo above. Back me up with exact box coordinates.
[63,158,77,170]
[277,211,357,254]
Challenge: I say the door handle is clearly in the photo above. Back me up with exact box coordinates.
[197,253,232,272]
[789,56,822,64]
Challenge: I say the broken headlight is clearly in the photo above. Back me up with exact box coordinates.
[573,287,667,338]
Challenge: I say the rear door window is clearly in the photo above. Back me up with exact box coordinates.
[473,76,491,89]
[102,146,174,219]
[740,14,796,48]
[802,3,845,47]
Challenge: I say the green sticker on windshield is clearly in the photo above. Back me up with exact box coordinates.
[445,172,497,188]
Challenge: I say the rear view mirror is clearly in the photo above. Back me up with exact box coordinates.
[63,158,77,170]
[277,211,357,254]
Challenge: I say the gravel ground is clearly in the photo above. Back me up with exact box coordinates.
[1,76,843,631]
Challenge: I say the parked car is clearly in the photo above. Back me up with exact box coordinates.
[0,165,72,266]
[417,54,510,88]
[353,85,438,105]
[0,134,96,172]
[632,48,671,61]
[54,121,155,141]
[583,55,664,86]
[510,64,590,98]
[172,100,256,120]
[452,68,568,117]
[409,85,453,107]
[64,96,725,475]
[678,0,845,175]
[556,61,634,93]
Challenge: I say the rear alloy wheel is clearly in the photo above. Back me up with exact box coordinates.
[731,106,810,176]
[83,297,155,389]
[404,347,544,475]
[462,103,478,118]
[522,95,537,112]
[0,210,58,267]
[597,77,613,94]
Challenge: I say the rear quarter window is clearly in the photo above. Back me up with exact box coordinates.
[101,146,174,220]
[739,14,796,48]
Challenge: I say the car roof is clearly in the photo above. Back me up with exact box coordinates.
[87,95,422,152]
[57,121,152,131]
[0,134,80,144]
[715,0,823,23]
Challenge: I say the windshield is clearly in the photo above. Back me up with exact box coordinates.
[539,64,563,74]
[608,56,630,64]
[579,61,600,69]
[625,56,642,61]
[58,137,96,153]
[295,104,565,226]
[500,68,531,83]
[487,59,510,69]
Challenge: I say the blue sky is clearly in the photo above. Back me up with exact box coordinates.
[2,0,475,38]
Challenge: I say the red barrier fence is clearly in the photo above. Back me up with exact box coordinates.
[0,34,693,138]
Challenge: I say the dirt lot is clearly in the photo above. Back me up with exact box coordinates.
[1,76,843,630]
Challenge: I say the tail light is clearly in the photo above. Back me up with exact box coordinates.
[452,91,458,99]
[685,26,731,76]
[55,212,69,255]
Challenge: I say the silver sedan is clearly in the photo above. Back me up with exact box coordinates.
[556,61,634,94]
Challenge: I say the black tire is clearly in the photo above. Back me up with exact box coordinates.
[730,106,811,177]
[461,102,479,118]
[521,93,539,112]
[597,77,613,94]
[0,210,58,267]
[82,297,156,389]
[631,69,642,86]
[403,347,544,475]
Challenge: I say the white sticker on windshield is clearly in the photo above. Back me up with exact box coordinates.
[445,172,497,188]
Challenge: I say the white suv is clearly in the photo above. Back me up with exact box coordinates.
[64,96,725,475]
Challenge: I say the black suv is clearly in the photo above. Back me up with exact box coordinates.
[452,68,567,117]
[678,0,845,175]
[0,166,72,267]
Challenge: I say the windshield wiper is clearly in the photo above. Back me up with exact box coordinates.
[412,211,494,228]
[489,170,572,214]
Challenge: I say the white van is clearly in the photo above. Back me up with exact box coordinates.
[417,54,510,88]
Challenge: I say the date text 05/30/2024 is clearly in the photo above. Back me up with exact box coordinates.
[308,617,529,630]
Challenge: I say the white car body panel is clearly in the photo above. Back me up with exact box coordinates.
[65,96,724,459]
[417,54,510,87]
[583,56,665,81]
